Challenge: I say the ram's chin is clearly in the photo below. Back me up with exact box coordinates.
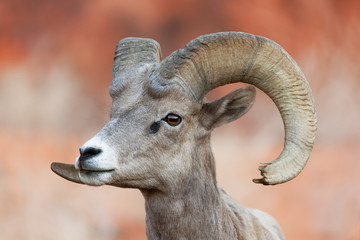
[79,171,114,186]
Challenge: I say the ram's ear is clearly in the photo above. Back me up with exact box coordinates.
[200,86,256,129]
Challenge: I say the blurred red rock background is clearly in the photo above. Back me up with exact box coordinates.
[0,0,359,239]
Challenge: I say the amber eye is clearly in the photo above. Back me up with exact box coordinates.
[163,113,182,126]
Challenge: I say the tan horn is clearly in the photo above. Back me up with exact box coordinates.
[153,32,317,185]
[112,37,161,82]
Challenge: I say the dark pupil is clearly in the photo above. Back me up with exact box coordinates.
[167,114,181,125]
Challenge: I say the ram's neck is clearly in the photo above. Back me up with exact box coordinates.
[141,138,238,240]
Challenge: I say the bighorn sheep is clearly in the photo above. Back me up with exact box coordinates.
[51,32,317,239]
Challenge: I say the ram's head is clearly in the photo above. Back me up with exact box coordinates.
[51,32,317,189]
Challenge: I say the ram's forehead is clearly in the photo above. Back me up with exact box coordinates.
[110,65,155,97]
[148,82,200,110]
[110,83,146,112]
[109,79,199,119]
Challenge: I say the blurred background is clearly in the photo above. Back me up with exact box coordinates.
[0,0,359,239]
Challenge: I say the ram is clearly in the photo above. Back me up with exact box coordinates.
[51,32,317,239]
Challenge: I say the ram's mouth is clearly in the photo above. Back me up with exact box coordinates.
[79,168,115,175]
[78,162,115,175]
[75,157,115,175]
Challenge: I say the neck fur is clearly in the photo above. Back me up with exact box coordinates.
[141,137,237,239]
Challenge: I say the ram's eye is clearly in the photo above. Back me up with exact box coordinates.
[164,113,182,126]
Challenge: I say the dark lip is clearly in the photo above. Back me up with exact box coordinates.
[79,168,115,174]
[79,160,115,173]
[80,169,115,174]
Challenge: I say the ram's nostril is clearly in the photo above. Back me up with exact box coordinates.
[79,147,102,161]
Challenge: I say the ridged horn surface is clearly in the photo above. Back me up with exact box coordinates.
[112,37,161,79]
[153,32,317,185]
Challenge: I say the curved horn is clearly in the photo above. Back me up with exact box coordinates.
[153,32,317,185]
[112,37,161,79]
